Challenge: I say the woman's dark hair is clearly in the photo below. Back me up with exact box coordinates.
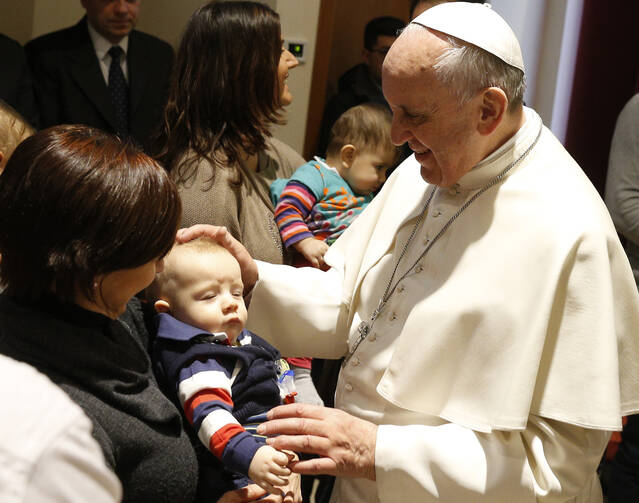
[155,0,283,183]
[0,125,181,304]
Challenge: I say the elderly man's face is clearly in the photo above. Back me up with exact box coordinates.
[382,29,484,187]
[81,0,140,44]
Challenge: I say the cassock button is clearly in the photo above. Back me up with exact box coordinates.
[415,264,424,273]
[345,383,353,392]
[432,209,442,218]
[389,312,398,321]
[351,357,360,366]
[397,285,405,293]
[369,333,377,342]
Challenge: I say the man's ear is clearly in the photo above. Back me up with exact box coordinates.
[477,87,508,136]
[154,299,171,314]
[340,144,357,169]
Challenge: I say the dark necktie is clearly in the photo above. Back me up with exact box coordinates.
[107,46,129,138]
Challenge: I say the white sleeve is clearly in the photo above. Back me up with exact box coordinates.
[375,415,609,502]
[24,409,122,503]
[247,260,350,359]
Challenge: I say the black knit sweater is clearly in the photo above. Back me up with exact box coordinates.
[0,295,199,503]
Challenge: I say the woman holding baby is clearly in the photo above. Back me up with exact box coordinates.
[0,125,299,503]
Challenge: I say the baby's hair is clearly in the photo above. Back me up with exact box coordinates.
[146,237,228,304]
[0,99,35,165]
[325,102,397,160]
[177,236,226,253]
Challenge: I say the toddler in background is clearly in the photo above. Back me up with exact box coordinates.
[147,238,298,501]
[0,99,34,172]
[270,102,398,269]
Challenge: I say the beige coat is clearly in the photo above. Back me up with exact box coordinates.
[176,137,304,264]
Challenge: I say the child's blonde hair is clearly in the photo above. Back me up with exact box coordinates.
[325,102,397,161]
[0,100,34,168]
[146,237,228,304]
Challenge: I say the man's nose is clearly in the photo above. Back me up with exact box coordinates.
[390,114,410,147]
[113,0,128,13]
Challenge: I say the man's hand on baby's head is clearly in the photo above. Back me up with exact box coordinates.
[294,238,329,269]
[176,225,259,294]
[248,445,291,495]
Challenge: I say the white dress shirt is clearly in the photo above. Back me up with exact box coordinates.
[87,21,129,84]
[0,354,122,503]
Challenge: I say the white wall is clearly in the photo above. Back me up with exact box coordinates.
[489,0,583,141]
[136,0,205,48]
[0,0,35,44]
[489,0,547,110]
[270,0,321,156]
[31,1,83,39]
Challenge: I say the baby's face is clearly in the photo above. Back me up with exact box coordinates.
[166,248,248,344]
[344,145,395,195]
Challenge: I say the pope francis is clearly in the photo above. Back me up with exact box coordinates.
[179,3,639,502]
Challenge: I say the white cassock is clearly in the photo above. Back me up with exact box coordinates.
[248,108,639,502]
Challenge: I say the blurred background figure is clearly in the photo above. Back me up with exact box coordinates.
[0,34,38,128]
[25,0,173,151]
[316,15,404,157]
[0,99,34,172]
[602,93,639,502]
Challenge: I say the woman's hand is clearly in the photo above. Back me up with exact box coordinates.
[257,403,378,481]
[176,225,258,294]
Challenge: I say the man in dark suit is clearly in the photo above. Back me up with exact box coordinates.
[316,16,405,157]
[25,0,173,151]
[0,34,39,128]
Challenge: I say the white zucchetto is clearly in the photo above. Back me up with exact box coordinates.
[412,2,525,73]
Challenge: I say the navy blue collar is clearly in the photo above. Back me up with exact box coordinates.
[155,313,250,345]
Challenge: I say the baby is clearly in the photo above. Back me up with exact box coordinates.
[147,238,297,499]
[0,99,34,173]
[271,102,398,268]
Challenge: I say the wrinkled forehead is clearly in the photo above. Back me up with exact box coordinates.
[164,246,221,282]
[383,26,448,78]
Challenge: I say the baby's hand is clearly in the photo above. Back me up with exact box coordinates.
[248,445,291,495]
[293,238,329,269]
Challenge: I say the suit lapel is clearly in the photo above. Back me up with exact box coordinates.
[127,31,147,116]
[67,19,118,130]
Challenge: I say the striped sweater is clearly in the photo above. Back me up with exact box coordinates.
[271,158,373,248]
[152,314,283,478]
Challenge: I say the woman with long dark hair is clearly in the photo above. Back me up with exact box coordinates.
[156,0,322,413]
[156,0,302,265]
